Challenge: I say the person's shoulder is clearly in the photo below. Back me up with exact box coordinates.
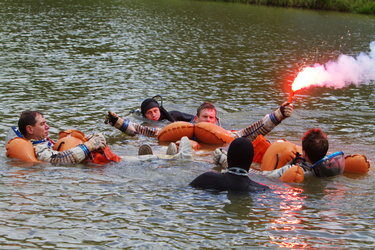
[190,171,223,188]
[193,171,222,180]
[168,110,194,122]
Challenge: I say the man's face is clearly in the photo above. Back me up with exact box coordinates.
[145,107,161,121]
[195,108,216,124]
[27,113,49,140]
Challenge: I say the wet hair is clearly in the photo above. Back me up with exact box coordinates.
[302,128,329,164]
[18,110,43,137]
[196,102,216,117]
[227,137,254,171]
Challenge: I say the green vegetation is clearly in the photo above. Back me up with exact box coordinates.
[207,0,375,14]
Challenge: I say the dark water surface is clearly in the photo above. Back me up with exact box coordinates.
[0,0,374,248]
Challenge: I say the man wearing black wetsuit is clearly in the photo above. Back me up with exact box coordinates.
[140,96,194,122]
[189,137,269,192]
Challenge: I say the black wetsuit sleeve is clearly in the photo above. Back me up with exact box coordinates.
[169,111,194,122]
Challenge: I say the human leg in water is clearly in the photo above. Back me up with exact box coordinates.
[126,136,193,161]
[166,142,178,155]
[171,136,193,160]
[138,144,153,155]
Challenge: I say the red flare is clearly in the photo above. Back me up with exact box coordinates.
[288,91,295,103]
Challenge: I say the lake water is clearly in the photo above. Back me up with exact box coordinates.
[0,0,374,248]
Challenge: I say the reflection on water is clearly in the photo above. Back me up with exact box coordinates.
[0,0,375,248]
[269,187,308,248]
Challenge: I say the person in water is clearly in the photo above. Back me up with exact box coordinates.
[192,101,221,125]
[190,137,269,192]
[139,95,194,122]
[214,128,343,179]
[16,110,106,164]
[105,101,293,141]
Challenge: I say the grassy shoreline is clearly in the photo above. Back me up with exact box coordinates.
[206,0,375,15]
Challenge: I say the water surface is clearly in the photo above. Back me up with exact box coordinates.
[0,0,374,248]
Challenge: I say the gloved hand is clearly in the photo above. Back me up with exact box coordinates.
[105,111,120,127]
[84,133,106,151]
[275,102,293,121]
[213,148,228,169]
[105,111,136,136]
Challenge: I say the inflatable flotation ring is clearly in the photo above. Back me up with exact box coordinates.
[54,130,121,165]
[194,122,234,145]
[344,154,370,174]
[157,121,194,142]
[53,129,86,151]
[6,137,40,163]
[260,141,302,171]
[157,121,233,145]
[252,135,271,163]
[279,165,305,183]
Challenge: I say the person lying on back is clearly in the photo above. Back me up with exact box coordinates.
[214,128,344,179]
[190,137,269,192]
[105,101,293,142]
[264,128,340,178]
[16,110,106,164]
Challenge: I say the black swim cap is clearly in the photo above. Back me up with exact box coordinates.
[141,98,160,117]
[227,138,254,171]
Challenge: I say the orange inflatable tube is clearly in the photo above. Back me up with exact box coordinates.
[157,121,194,142]
[279,165,304,183]
[194,122,234,145]
[344,154,370,174]
[158,121,234,145]
[57,129,86,142]
[252,135,271,163]
[53,136,84,151]
[6,137,40,163]
[53,129,86,151]
[260,141,302,171]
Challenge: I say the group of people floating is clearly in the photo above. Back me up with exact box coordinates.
[6,95,370,193]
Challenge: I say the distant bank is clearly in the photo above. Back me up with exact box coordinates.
[204,0,375,15]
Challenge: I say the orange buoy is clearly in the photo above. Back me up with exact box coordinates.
[6,137,40,163]
[261,141,302,171]
[194,122,234,145]
[279,165,304,183]
[344,154,370,174]
[157,121,194,142]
